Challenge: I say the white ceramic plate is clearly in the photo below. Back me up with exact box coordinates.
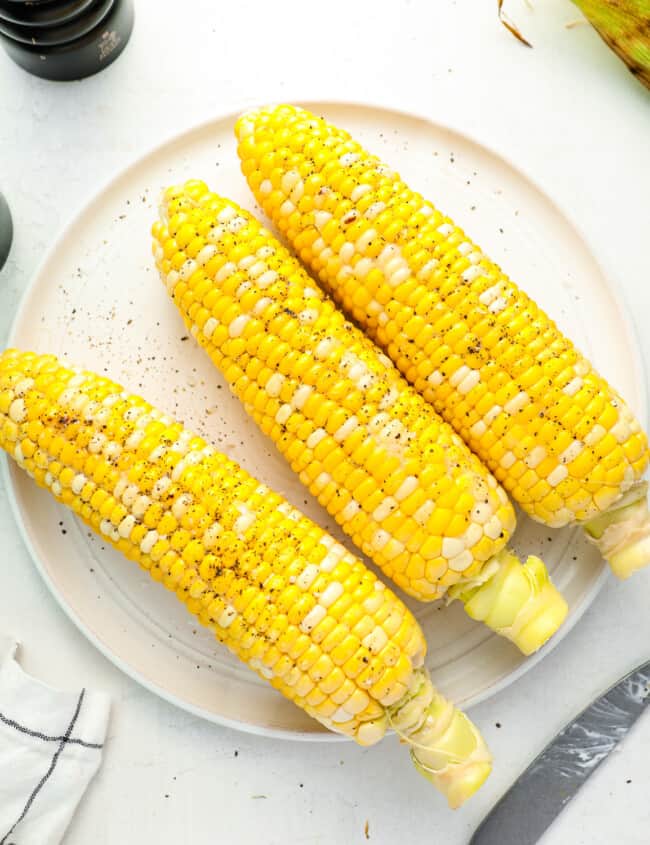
[4,102,646,739]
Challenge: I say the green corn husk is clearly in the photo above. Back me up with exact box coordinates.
[499,0,650,90]
[572,0,650,89]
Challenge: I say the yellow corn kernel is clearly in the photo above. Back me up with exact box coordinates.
[236,104,649,560]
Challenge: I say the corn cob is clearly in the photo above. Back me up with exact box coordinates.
[0,348,492,808]
[236,105,650,579]
[151,181,567,655]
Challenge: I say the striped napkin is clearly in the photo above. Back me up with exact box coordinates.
[0,637,110,845]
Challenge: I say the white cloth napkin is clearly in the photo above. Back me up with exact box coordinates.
[0,636,110,845]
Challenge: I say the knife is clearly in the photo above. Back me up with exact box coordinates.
[470,659,650,845]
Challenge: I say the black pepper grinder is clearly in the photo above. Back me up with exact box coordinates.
[0,193,12,272]
[0,0,134,81]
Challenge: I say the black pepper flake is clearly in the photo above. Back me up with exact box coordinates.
[495,722,502,729]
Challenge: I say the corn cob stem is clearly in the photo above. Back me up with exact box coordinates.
[584,481,650,578]
[235,105,650,579]
[454,553,567,653]
[389,669,491,808]
[152,182,567,655]
[0,348,490,807]
[447,552,568,655]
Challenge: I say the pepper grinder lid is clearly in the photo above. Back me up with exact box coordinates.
[0,193,13,271]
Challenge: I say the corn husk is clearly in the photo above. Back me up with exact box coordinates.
[499,0,650,89]
[573,0,650,88]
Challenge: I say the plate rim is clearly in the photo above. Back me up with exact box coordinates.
[3,98,645,740]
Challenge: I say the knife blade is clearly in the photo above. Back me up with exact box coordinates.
[470,660,650,845]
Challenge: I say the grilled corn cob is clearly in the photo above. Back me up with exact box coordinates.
[0,348,491,808]
[151,181,567,655]
[236,105,650,579]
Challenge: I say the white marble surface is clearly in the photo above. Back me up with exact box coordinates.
[1,1,649,843]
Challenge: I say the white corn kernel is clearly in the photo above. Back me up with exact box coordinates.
[413,501,435,525]
[372,498,397,523]
[479,283,502,305]
[504,392,529,415]
[319,582,344,608]
[484,517,503,540]
[471,503,492,524]
[228,315,250,338]
[484,405,502,424]
[118,515,136,539]
[364,201,385,220]
[307,428,327,449]
[265,373,284,397]
[202,522,223,549]
[196,244,218,266]
[547,465,568,487]
[8,398,26,423]
[172,493,192,520]
[257,270,278,288]
[275,404,293,425]
[132,495,151,518]
[122,484,139,507]
[351,184,372,202]
[584,424,606,446]
[203,317,218,339]
[458,370,480,395]
[470,420,487,438]
[334,416,359,443]
[218,606,238,628]
[152,476,171,500]
[71,474,87,495]
[371,529,391,551]
[300,605,327,633]
[463,524,483,547]
[462,265,483,282]
[340,500,360,521]
[442,537,465,559]
[489,297,508,314]
[394,476,418,502]
[449,550,473,571]
[291,385,313,410]
[610,418,632,443]
[314,211,332,231]
[362,627,388,654]
[525,446,547,469]
[296,564,320,590]
[179,259,197,281]
[449,365,470,388]
[559,441,583,464]
[215,261,236,283]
